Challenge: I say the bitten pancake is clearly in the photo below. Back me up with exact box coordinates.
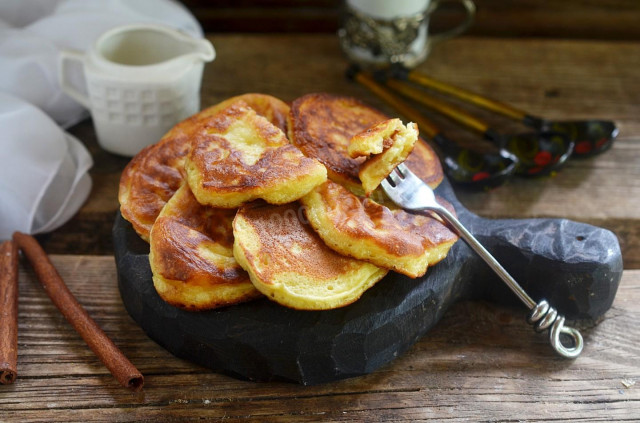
[149,184,261,310]
[301,180,458,278]
[185,102,327,209]
[348,118,418,195]
[233,201,388,310]
[119,93,290,241]
[288,93,442,194]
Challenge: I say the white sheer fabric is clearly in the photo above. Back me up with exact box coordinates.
[0,0,203,240]
[0,92,92,239]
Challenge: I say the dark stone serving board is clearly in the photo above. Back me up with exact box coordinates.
[113,178,623,385]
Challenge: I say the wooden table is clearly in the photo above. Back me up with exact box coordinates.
[2,35,639,422]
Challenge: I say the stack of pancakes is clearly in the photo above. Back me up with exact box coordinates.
[119,93,458,311]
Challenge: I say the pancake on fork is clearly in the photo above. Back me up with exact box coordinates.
[149,183,261,310]
[119,93,290,241]
[348,118,418,196]
[185,102,327,209]
[288,93,442,195]
[233,201,388,310]
[301,180,458,278]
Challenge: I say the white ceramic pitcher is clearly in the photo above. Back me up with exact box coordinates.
[59,24,215,156]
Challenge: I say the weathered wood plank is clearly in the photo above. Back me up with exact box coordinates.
[0,256,638,421]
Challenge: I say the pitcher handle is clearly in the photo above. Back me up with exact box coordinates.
[428,0,476,45]
[58,50,91,108]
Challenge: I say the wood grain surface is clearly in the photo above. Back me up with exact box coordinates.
[4,34,639,422]
[0,255,637,421]
[42,35,640,269]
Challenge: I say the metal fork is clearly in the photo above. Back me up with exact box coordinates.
[381,163,584,358]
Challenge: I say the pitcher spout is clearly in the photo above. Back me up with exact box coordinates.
[190,38,216,63]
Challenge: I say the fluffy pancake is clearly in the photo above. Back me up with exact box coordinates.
[288,93,442,194]
[119,93,290,240]
[185,102,327,209]
[149,183,261,310]
[301,180,458,278]
[233,201,388,310]
[348,118,418,195]
[211,93,290,135]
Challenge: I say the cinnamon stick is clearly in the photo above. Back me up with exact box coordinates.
[0,240,18,385]
[13,232,144,391]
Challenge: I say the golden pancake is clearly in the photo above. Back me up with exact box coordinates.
[233,201,388,310]
[288,93,442,194]
[149,183,261,310]
[348,118,418,195]
[301,180,458,278]
[211,93,290,135]
[119,93,290,241]
[185,102,327,209]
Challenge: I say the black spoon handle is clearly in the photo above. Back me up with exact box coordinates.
[354,72,442,139]
[385,78,493,136]
[402,69,529,122]
[354,72,472,158]
[354,72,501,187]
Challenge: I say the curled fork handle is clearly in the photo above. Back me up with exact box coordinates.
[422,204,584,359]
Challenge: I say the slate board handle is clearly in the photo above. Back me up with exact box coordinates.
[431,178,623,322]
[455,210,623,321]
